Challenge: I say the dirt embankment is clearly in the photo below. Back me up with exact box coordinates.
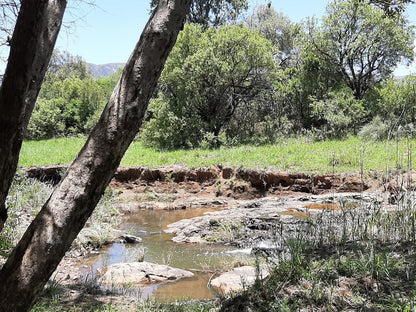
[24,164,371,199]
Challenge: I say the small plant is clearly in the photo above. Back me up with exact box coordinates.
[1,172,53,258]
[359,116,390,141]
[207,220,244,243]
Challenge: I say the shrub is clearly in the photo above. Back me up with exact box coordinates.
[358,116,390,141]
[141,96,204,149]
[310,89,366,139]
[142,24,276,148]
[26,99,66,139]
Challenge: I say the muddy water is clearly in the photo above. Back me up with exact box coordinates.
[85,207,238,301]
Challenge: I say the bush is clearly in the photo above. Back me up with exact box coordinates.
[142,24,276,148]
[141,96,204,149]
[26,99,66,139]
[26,51,120,140]
[310,89,366,139]
[358,116,390,141]
[371,76,416,128]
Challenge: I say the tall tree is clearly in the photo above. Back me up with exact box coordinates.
[365,0,414,15]
[0,0,67,234]
[150,0,248,27]
[246,4,299,67]
[142,23,276,148]
[0,0,191,310]
[306,0,414,99]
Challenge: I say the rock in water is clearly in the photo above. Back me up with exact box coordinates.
[210,266,269,293]
[98,262,194,287]
[122,234,143,244]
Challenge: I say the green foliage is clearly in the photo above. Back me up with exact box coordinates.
[150,0,248,27]
[226,69,297,145]
[377,77,416,126]
[26,51,120,140]
[310,88,366,139]
[27,99,66,139]
[358,76,416,141]
[359,115,390,141]
[366,0,414,16]
[142,24,277,148]
[46,50,89,79]
[141,95,203,149]
[245,4,299,67]
[305,0,415,99]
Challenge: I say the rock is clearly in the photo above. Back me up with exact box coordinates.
[339,176,368,192]
[98,262,194,287]
[165,193,377,246]
[25,164,66,184]
[114,167,143,181]
[122,234,142,244]
[210,266,269,293]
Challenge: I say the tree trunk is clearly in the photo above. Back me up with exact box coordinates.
[0,1,191,311]
[0,0,67,233]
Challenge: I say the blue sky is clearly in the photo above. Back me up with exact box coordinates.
[56,0,330,65]
[55,0,416,75]
[0,1,415,74]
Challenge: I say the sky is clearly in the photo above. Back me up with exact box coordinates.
[1,0,416,74]
[56,0,330,65]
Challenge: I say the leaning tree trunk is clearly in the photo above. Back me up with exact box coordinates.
[0,0,191,311]
[0,0,67,233]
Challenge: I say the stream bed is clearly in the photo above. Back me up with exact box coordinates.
[81,192,386,301]
[84,207,241,301]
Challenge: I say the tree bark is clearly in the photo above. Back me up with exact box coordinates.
[0,0,67,233]
[0,0,191,311]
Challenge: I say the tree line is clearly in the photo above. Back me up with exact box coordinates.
[28,0,415,148]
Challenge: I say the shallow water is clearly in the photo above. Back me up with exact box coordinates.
[304,203,341,210]
[84,207,238,301]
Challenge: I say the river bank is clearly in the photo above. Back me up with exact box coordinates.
[3,165,416,310]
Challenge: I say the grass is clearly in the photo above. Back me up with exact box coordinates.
[219,193,416,312]
[32,300,218,312]
[20,137,86,166]
[0,173,121,260]
[19,136,416,174]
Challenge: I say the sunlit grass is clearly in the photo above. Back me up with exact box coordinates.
[19,136,416,174]
[20,137,86,166]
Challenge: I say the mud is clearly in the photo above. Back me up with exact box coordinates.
[24,165,371,198]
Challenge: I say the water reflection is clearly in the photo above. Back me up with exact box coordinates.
[84,207,237,301]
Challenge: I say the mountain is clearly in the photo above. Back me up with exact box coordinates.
[87,62,125,78]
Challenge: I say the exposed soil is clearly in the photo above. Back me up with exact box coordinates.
[25,164,389,200]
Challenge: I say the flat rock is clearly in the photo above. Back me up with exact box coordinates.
[98,261,194,287]
[210,266,269,293]
[165,192,386,245]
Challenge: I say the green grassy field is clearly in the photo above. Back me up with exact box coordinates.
[19,136,416,174]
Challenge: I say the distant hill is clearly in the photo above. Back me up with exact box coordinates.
[87,63,125,78]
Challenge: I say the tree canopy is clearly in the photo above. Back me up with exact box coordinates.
[142,23,277,148]
[245,4,299,67]
[150,0,248,27]
[306,0,414,99]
